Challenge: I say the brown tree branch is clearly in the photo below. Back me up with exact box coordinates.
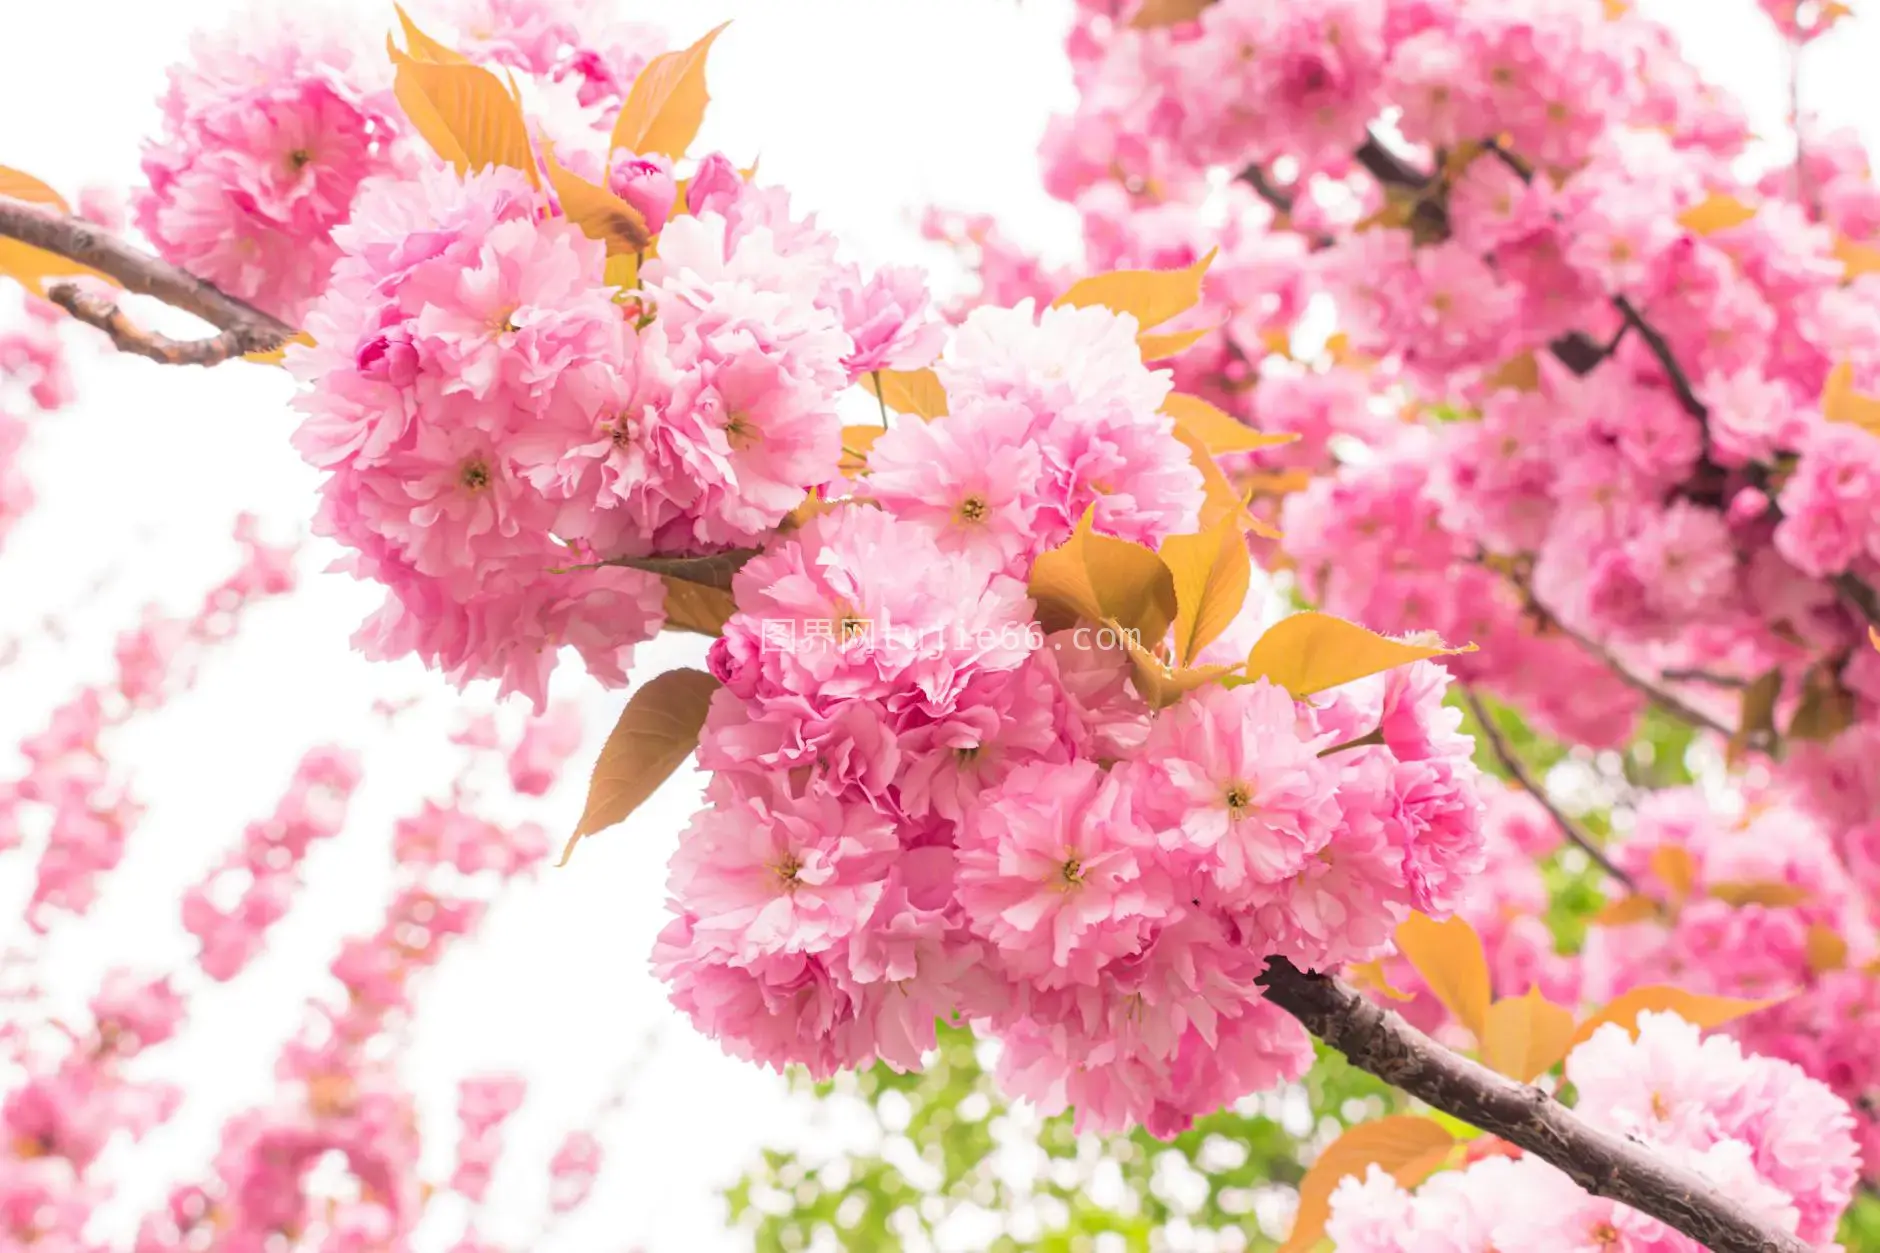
[44,286,256,366]
[1459,686,1637,890]
[0,196,295,363]
[1257,958,1812,1253]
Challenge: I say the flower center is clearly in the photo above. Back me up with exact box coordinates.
[287,148,314,171]
[459,460,492,492]
[489,307,519,335]
[954,745,982,765]
[724,411,759,450]
[1224,783,1253,818]
[607,413,634,449]
[1591,1221,1620,1247]
[1059,856,1084,887]
[773,853,802,891]
[956,494,990,524]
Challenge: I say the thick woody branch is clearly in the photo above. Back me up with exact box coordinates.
[1257,958,1812,1253]
[1460,686,1636,890]
[0,196,295,363]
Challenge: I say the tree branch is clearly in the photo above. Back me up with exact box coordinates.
[0,196,295,363]
[1257,958,1812,1253]
[1459,686,1637,890]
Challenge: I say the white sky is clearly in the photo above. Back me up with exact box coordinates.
[0,1,1874,1250]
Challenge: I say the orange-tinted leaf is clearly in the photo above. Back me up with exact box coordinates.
[609,549,757,592]
[1116,628,1237,709]
[660,579,736,638]
[611,22,729,160]
[1678,193,1757,235]
[1567,986,1785,1052]
[1242,468,1314,498]
[604,251,640,290]
[1171,426,1281,539]
[1486,352,1541,393]
[1593,893,1664,926]
[1052,249,1217,331]
[1480,988,1576,1082]
[1347,959,1415,1002]
[544,155,650,255]
[1162,517,1252,667]
[1246,613,1474,700]
[839,425,883,475]
[1648,846,1696,904]
[1835,236,1880,279]
[1822,362,1880,436]
[392,51,540,187]
[562,668,719,864]
[861,368,948,419]
[1028,506,1178,645]
[1139,325,1216,360]
[1128,0,1217,27]
[1807,924,1849,974]
[393,4,468,62]
[1164,393,1299,455]
[1707,880,1811,908]
[1280,1115,1455,1253]
[1394,912,1492,1040]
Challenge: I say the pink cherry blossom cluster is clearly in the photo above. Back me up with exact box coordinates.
[450,1074,529,1205]
[288,131,942,709]
[0,292,76,556]
[645,287,1488,1136]
[135,15,415,324]
[2,518,298,926]
[182,745,364,981]
[1327,1012,1860,1252]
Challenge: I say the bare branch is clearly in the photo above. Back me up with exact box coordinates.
[1613,296,1707,422]
[1257,958,1812,1253]
[1460,686,1637,890]
[0,196,295,363]
[44,286,253,367]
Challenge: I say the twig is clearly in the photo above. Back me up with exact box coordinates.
[44,286,255,366]
[1459,687,1636,890]
[1257,958,1812,1253]
[0,196,295,362]
[1613,296,1706,422]
[1529,597,1736,739]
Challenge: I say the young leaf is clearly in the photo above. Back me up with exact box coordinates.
[1346,959,1415,1002]
[1052,249,1218,332]
[611,22,729,160]
[1729,668,1782,764]
[0,166,115,294]
[1138,325,1215,361]
[1806,924,1849,973]
[544,155,650,255]
[1790,662,1857,741]
[1245,613,1474,699]
[860,368,949,419]
[1128,0,1217,27]
[1836,236,1880,279]
[1115,627,1237,709]
[1394,912,1492,1040]
[1480,988,1576,1083]
[1822,361,1880,436]
[608,548,758,592]
[1164,393,1300,455]
[1706,880,1810,908]
[1028,507,1178,645]
[604,251,640,290]
[562,668,720,864]
[839,425,884,475]
[1871,625,1880,653]
[660,579,737,637]
[392,51,540,187]
[393,3,468,62]
[1592,893,1663,926]
[1170,425,1281,540]
[1677,193,1757,235]
[1567,986,1785,1052]
[1279,1115,1455,1253]
[1162,517,1251,666]
[1647,845,1696,905]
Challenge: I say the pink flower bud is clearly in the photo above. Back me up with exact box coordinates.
[355,328,419,388]
[686,153,742,217]
[609,151,677,236]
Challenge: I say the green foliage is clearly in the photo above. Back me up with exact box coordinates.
[1839,1189,1880,1251]
[725,1029,1400,1251]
